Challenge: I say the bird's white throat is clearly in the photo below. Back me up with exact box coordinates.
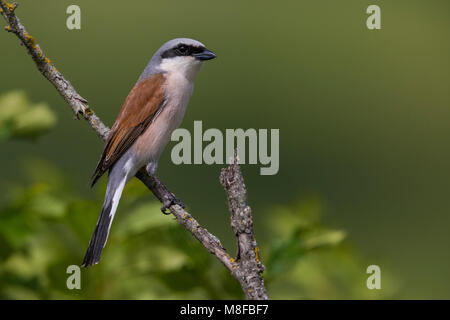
[160,56,203,82]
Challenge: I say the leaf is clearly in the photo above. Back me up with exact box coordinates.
[115,202,175,237]
[155,266,203,292]
[0,212,33,248]
[303,230,346,250]
[29,194,67,218]
[0,91,29,123]
[0,90,56,141]
[13,103,57,138]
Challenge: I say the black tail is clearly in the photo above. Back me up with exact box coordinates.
[82,199,113,267]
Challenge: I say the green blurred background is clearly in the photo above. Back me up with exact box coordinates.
[1,0,449,299]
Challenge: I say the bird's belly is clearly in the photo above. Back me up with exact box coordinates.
[134,78,193,167]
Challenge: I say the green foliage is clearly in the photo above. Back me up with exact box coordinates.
[0,172,245,299]
[0,168,394,299]
[263,197,396,299]
[0,90,56,141]
[0,90,393,298]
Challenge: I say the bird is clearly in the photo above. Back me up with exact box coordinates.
[82,38,216,267]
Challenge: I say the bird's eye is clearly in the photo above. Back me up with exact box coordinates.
[177,45,188,55]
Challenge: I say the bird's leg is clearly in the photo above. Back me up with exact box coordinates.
[160,190,186,214]
[145,163,185,214]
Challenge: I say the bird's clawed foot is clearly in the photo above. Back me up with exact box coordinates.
[160,193,185,214]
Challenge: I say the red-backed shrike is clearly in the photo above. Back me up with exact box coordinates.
[82,38,216,267]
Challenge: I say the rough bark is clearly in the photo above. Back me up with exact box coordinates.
[220,152,269,300]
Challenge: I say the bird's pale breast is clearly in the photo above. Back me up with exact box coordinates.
[133,71,194,168]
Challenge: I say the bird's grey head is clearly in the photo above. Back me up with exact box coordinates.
[139,38,216,82]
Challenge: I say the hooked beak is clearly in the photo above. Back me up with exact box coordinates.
[194,48,217,61]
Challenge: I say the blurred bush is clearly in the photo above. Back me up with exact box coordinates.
[0,90,393,299]
[261,197,396,299]
[0,170,394,299]
[0,90,56,141]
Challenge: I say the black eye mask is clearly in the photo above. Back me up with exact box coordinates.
[162,44,205,59]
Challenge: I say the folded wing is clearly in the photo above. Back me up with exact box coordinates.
[91,73,166,186]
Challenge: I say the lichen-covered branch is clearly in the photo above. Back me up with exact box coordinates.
[1,1,268,299]
[135,170,241,275]
[220,153,268,300]
[0,1,109,140]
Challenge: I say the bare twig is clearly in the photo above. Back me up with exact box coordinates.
[220,152,268,300]
[1,1,268,299]
[0,1,108,140]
